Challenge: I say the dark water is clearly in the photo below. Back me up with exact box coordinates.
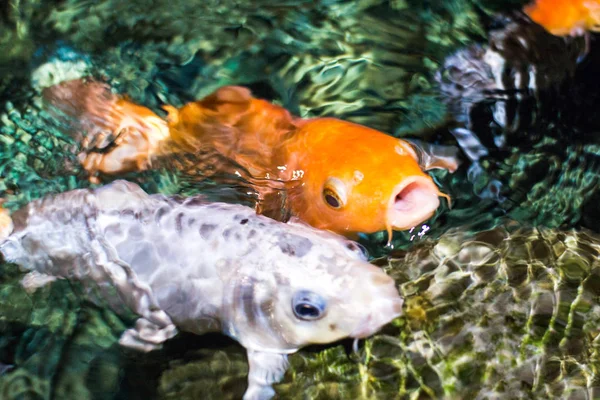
[0,0,599,398]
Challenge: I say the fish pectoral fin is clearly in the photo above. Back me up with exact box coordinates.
[255,188,292,223]
[20,271,60,294]
[407,139,462,173]
[244,350,289,400]
[118,317,179,352]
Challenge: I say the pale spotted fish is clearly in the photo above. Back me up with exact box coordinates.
[0,180,403,400]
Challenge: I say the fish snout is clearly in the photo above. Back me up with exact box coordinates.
[387,177,442,231]
[351,271,403,339]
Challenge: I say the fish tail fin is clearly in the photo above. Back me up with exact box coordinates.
[43,78,170,178]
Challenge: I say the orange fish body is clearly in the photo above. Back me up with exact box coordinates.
[44,81,457,239]
[524,0,600,36]
[165,87,453,238]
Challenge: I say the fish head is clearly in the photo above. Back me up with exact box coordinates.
[224,228,403,353]
[291,119,448,238]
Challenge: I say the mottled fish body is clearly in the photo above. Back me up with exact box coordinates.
[0,180,403,400]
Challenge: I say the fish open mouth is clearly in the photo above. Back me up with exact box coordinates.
[387,177,444,231]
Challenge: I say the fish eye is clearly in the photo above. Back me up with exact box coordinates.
[322,177,347,210]
[292,290,327,321]
[323,190,341,208]
[346,241,369,260]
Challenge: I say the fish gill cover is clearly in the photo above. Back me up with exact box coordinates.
[0,0,599,399]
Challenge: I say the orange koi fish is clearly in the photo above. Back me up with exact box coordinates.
[524,0,600,36]
[44,80,459,242]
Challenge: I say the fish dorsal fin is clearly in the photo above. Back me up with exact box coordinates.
[167,86,300,177]
[197,86,254,118]
[202,86,253,106]
[201,86,299,132]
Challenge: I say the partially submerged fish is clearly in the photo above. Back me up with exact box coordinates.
[0,180,403,400]
[44,80,459,242]
[524,0,600,36]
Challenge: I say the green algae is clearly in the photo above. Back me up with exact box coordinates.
[0,97,89,211]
